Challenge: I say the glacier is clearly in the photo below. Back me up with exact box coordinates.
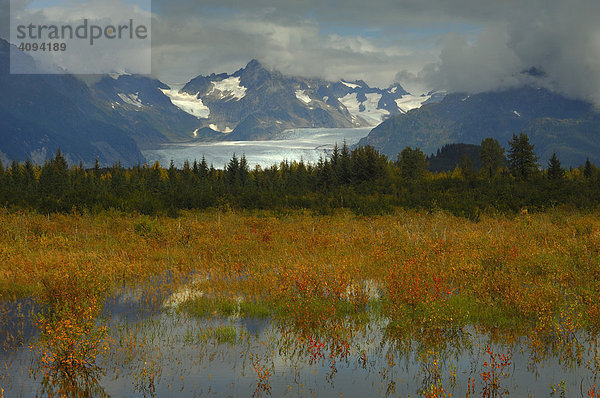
[142,127,372,169]
[160,88,210,118]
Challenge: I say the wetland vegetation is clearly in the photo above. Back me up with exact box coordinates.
[1,208,599,396]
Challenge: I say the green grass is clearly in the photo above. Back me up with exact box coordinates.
[209,326,238,345]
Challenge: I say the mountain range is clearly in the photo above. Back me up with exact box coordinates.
[0,38,145,166]
[0,36,433,165]
[359,87,600,167]
[1,36,599,168]
[172,58,436,140]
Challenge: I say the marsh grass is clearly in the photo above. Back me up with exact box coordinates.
[208,325,238,345]
[2,208,599,333]
[1,207,599,394]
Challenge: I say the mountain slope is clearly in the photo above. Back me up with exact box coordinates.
[359,87,600,167]
[171,59,432,140]
[0,38,144,166]
[91,74,223,148]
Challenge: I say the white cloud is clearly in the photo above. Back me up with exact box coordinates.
[8,0,151,74]
[150,10,437,88]
[395,0,600,104]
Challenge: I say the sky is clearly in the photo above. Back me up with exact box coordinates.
[6,0,152,74]
[3,0,600,104]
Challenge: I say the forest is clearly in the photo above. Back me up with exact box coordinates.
[0,133,598,218]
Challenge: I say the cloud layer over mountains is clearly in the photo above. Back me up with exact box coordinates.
[396,0,600,105]
[3,0,599,105]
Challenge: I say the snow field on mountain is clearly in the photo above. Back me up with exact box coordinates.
[394,93,432,113]
[338,93,390,125]
[208,76,247,101]
[295,89,312,104]
[117,93,144,108]
[160,89,211,118]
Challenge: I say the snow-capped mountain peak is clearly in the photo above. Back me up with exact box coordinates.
[166,60,443,139]
[207,76,247,101]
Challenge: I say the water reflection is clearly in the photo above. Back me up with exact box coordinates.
[1,295,600,396]
[0,298,38,353]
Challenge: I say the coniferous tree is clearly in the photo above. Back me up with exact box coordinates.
[168,160,177,181]
[226,153,240,187]
[584,158,594,178]
[459,154,475,180]
[21,159,38,205]
[182,160,192,177]
[9,160,20,181]
[339,141,352,184]
[331,143,340,168]
[23,159,36,187]
[351,145,388,184]
[109,161,127,199]
[398,147,428,180]
[507,133,539,180]
[480,138,505,178]
[39,149,69,199]
[547,152,565,180]
[148,161,163,194]
[93,157,100,176]
[239,154,249,186]
[316,157,335,190]
[200,156,209,178]
[7,160,23,205]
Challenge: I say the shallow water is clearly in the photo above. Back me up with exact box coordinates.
[142,127,372,169]
[1,292,599,397]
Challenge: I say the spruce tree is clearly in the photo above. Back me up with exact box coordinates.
[547,152,564,180]
[93,157,100,177]
[507,133,539,180]
[459,154,475,180]
[331,143,340,167]
[39,149,69,199]
[398,147,428,180]
[480,138,505,178]
[339,141,351,184]
[239,154,249,186]
[226,153,240,187]
[200,156,209,178]
[584,158,594,178]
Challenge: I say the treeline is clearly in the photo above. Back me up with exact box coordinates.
[0,133,598,219]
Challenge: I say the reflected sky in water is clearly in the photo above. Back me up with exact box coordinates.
[1,298,597,397]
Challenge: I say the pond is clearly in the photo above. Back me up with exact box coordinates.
[1,288,598,397]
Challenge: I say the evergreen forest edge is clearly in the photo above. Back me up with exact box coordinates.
[1,133,599,220]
